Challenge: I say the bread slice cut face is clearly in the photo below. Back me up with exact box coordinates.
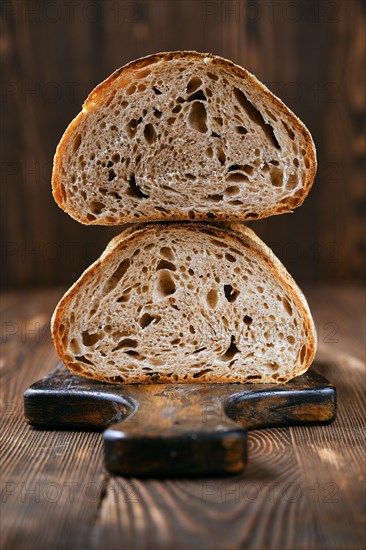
[52,223,317,384]
[52,51,316,225]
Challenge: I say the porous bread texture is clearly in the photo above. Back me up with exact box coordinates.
[52,222,317,384]
[52,51,317,225]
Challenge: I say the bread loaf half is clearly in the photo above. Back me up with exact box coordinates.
[52,51,316,225]
[51,222,317,383]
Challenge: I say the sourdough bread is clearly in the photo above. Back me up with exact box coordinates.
[52,51,316,225]
[51,222,317,383]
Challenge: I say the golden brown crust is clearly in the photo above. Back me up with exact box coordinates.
[52,51,317,225]
[52,222,317,384]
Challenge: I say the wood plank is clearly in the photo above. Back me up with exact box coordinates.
[0,290,108,550]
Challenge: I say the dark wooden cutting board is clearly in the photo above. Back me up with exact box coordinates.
[24,364,336,477]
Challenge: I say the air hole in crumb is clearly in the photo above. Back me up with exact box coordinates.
[113,338,138,351]
[265,109,277,121]
[110,191,122,200]
[233,87,281,149]
[244,315,253,325]
[139,313,157,329]
[286,173,298,190]
[225,253,237,262]
[217,148,226,165]
[207,194,223,202]
[228,164,242,172]
[193,369,213,378]
[283,297,293,315]
[126,117,142,138]
[82,330,100,346]
[225,186,240,196]
[143,123,157,144]
[224,284,239,302]
[188,90,206,102]
[236,126,248,135]
[243,164,254,175]
[104,259,130,293]
[192,347,206,354]
[90,201,105,215]
[108,170,116,181]
[210,238,228,248]
[126,174,149,199]
[75,355,94,366]
[126,85,136,95]
[160,247,174,260]
[136,68,151,79]
[69,338,80,354]
[188,102,208,133]
[156,259,176,271]
[152,85,162,95]
[270,166,283,187]
[300,344,306,363]
[287,335,295,344]
[186,76,202,94]
[206,71,218,81]
[73,134,82,153]
[116,288,131,303]
[155,270,176,298]
[226,173,248,183]
[220,336,239,361]
[153,108,162,119]
[283,121,295,140]
[206,288,218,308]
[206,212,215,219]
[188,211,195,219]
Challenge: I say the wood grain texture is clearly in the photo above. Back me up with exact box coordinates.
[1,286,365,549]
[23,364,336,477]
[1,0,365,288]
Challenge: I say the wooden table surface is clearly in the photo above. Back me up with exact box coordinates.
[1,286,365,550]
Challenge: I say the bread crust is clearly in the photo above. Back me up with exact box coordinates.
[51,222,317,384]
[52,51,317,225]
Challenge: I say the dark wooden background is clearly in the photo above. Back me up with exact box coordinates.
[1,0,365,288]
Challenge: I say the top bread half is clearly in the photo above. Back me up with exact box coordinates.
[52,51,317,225]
